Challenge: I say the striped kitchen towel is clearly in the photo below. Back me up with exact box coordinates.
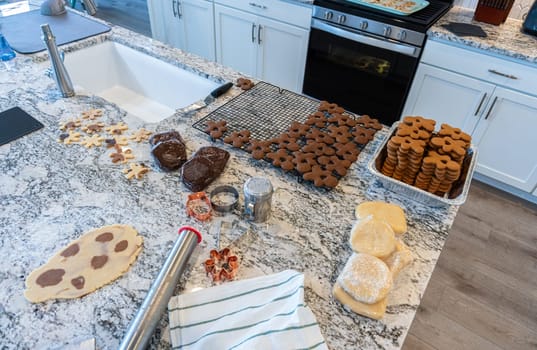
[168,270,328,350]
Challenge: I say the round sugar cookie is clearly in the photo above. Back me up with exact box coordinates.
[349,216,396,258]
[24,224,143,303]
[337,253,393,305]
[355,201,407,235]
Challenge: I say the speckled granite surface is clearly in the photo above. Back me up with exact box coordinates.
[0,19,461,350]
[429,6,537,65]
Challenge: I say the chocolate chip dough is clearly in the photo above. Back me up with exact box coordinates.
[24,224,143,303]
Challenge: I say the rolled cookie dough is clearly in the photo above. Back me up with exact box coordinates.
[24,224,143,303]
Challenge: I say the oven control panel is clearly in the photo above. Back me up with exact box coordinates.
[314,6,425,47]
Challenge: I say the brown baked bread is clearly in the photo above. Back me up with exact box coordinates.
[182,147,230,192]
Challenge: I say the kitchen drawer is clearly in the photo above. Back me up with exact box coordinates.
[214,0,312,28]
[421,39,537,97]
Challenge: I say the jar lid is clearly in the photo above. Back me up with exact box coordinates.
[244,177,273,197]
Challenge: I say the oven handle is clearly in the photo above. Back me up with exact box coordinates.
[311,18,419,58]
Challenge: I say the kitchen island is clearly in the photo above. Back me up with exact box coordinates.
[0,22,460,349]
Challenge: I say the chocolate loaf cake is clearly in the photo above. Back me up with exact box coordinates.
[182,146,230,192]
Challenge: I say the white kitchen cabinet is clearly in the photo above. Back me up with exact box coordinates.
[402,63,495,135]
[471,87,537,192]
[402,39,537,194]
[147,0,215,61]
[214,0,311,92]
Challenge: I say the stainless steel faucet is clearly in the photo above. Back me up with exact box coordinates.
[41,23,75,98]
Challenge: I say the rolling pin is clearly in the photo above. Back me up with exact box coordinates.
[118,226,202,350]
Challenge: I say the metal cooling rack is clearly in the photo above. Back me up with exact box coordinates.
[192,82,351,141]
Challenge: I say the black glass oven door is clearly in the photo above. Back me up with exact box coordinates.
[302,20,420,125]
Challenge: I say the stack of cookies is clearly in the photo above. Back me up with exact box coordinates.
[203,101,382,189]
[380,117,472,197]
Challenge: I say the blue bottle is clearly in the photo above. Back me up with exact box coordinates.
[0,34,16,61]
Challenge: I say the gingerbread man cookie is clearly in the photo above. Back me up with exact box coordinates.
[129,128,153,142]
[80,134,105,148]
[58,131,81,145]
[80,109,103,121]
[123,163,150,180]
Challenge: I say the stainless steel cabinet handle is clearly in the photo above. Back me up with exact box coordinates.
[484,96,498,120]
[176,0,182,18]
[474,92,487,116]
[172,0,177,17]
[488,69,518,80]
[251,23,256,43]
[257,24,262,44]
[249,2,267,9]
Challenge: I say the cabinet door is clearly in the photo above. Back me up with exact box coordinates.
[180,0,215,61]
[214,4,257,76]
[256,16,309,92]
[402,63,495,134]
[147,0,184,48]
[472,87,537,192]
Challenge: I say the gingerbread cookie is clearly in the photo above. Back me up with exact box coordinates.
[123,163,150,180]
[80,109,103,120]
[223,130,251,148]
[292,151,317,174]
[247,140,272,160]
[401,116,436,133]
[305,129,335,145]
[24,224,143,303]
[334,142,361,162]
[273,133,300,152]
[327,113,357,128]
[105,122,129,135]
[352,126,377,145]
[236,78,255,90]
[129,128,153,142]
[58,131,81,145]
[204,121,228,140]
[438,123,471,148]
[81,122,105,134]
[395,123,431,141]
[266,149,294,171]
[109,145,135,164]
[430,136,467,161]
[327,125,352,144]
[318,155,351,177]
[59,119,82,131]
[303,141,336,157]
[305,111,328,128]
[303,165,339,188]
[356,115,382,130]
[318,101,345,115]
[286,122,310,139]
[80,134,105,148]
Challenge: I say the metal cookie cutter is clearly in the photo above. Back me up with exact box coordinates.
[209,185,239,215]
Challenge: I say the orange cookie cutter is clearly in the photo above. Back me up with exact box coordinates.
[204,247,239,282]
[186,192,212,221]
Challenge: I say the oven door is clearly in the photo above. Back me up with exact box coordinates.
[302,19,421,125]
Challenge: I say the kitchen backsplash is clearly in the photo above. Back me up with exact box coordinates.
[454,0,534,19]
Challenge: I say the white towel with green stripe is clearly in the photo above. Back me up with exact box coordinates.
[168,269,328,350]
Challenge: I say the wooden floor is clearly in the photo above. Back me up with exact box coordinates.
[404,180,537,350]
[85,7,537,350]
[73,0,151,37]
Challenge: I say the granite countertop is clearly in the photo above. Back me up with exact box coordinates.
[428,6,537,65]
[0,19,460,350]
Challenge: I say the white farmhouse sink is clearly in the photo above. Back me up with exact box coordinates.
[62,41,219,123]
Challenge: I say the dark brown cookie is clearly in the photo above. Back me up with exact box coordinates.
[286,122,310,139]
[273,133,301,152]
[303,165,339,188]
[302,141,336,156]
[351,126,377,145]
[327,125,352,144]
[266,149,294,171]
[204,121,228,140]
[247,139,272,160]
[327,113,357,127]
[356,115,382,130]
[305,111,328,128]
[334,142,361,162]
[236,77,255,90]
[318,101,345,115]
[292,151,317,174]
[224,130,251,148]
[305,129,335,145]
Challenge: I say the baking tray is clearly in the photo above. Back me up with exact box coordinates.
[347,0,429,15]
[368,122,478,206]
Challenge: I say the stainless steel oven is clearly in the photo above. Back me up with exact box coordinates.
[302,0,452,125]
